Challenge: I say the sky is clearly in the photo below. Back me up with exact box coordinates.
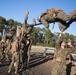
[0,0,76,35]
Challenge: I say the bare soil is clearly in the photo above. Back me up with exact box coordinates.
[0,54,76,75]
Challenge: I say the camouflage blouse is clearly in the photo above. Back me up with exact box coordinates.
[54,37,76,63]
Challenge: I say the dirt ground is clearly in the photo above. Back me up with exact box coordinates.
[0,54,76,75]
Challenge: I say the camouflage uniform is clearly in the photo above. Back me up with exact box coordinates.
[8,39,19,74]
[19,43,24,63]
[68,10,76,20]
[57,10,70,32]
[38,8,70,32]
[51,37,76,75]
[19,10,35,70]
[0,41,4,62]
[58,22,70,32]
[0,41,6,62]
[5,40,11,61]
[38,8,58,28]
[20,36,31,70]
[7,26,16,41]
[27,37,32,66]
[19,33,27,63]
[20,43,28,70]
[0,29,6,63]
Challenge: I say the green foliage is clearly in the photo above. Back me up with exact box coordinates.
[0,16,6,31]
[44,28,53,46]
[7,19,14,26]
[0,24,4,32]
[0,16,6,24]
[13,21,18,28]
[0,16,76,47]
[60,33,75,42]
[48,42,54,47]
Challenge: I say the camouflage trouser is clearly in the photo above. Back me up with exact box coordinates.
[8,52,19,72]
[68,10,76,20]
[20,51,28,70]
[51,61,66,75]
[58,22,70,32]
[57,11,68,21]
[0,51,4,62]
[19,49,31,70]
[19,50,23,63]
[27,49,31,64]
[5,49,9,60]
[19,51,24,70]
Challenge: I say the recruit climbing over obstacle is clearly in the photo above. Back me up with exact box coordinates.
[37,8,76,32]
